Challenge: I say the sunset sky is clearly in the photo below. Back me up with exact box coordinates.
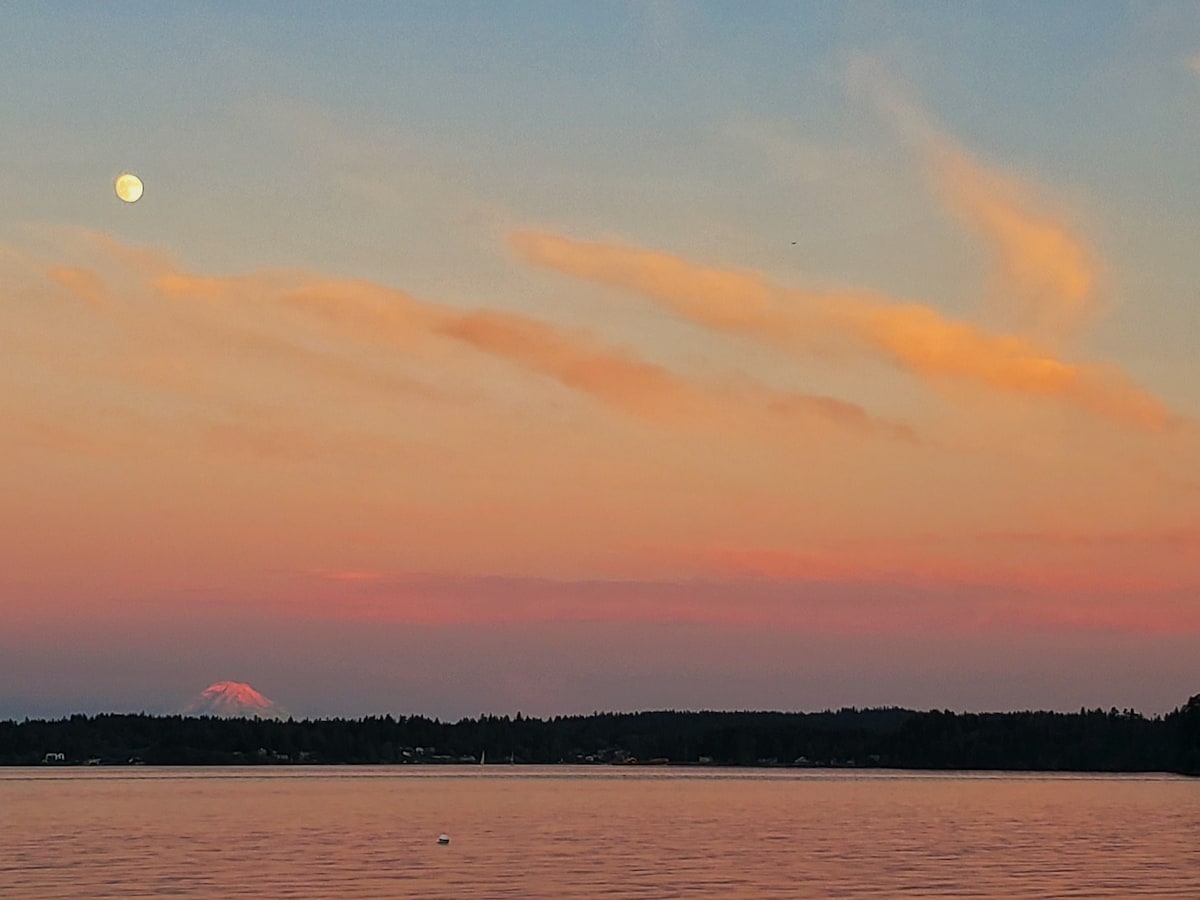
[3,4,1198,719]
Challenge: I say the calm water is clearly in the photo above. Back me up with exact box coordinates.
[2,767,1199,898]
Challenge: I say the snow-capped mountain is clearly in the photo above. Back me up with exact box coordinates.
[181,681,288,719]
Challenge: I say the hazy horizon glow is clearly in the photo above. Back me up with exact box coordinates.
[2,4,1198,719]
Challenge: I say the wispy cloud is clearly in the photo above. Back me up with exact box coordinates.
[933,149,1099,329]
[45,267,113,310]
[271,567,1200,636]
[511,230,1170,429]
[848,57,1101,335]
[434,309,912,437]
[34,233,912,441]
[5,232,1196,655]
[435,310,704,421]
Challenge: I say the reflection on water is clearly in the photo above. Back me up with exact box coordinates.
[2,768,1199,898]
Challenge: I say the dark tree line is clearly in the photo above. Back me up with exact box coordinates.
[3,695,1198,773]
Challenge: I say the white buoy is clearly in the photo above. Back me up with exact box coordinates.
[437,833,450,845]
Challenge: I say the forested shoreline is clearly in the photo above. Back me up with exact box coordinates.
[4,695,1198,773]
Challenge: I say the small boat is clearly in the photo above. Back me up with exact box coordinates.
[437,833,450,845]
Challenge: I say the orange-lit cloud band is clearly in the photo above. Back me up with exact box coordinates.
[510,230,1169,429]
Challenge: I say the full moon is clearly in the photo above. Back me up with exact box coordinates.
[114,173,143,203]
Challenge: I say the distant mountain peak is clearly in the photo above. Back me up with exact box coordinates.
[182,681,287,719]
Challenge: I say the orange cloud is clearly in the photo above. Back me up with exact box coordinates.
[10,232,1195,652]
[832,301,1169,427]
[434,309,902,437]
[509,230,775,327]
[849,58,1101,334]
[154,269,439,348]
[753,384,917,442]
[46,267,113,310]
[157,270,710,422]
[435,310,703,421]
[933,146,1098,330]
[511,230,1169,429]
[37,234,908,441]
